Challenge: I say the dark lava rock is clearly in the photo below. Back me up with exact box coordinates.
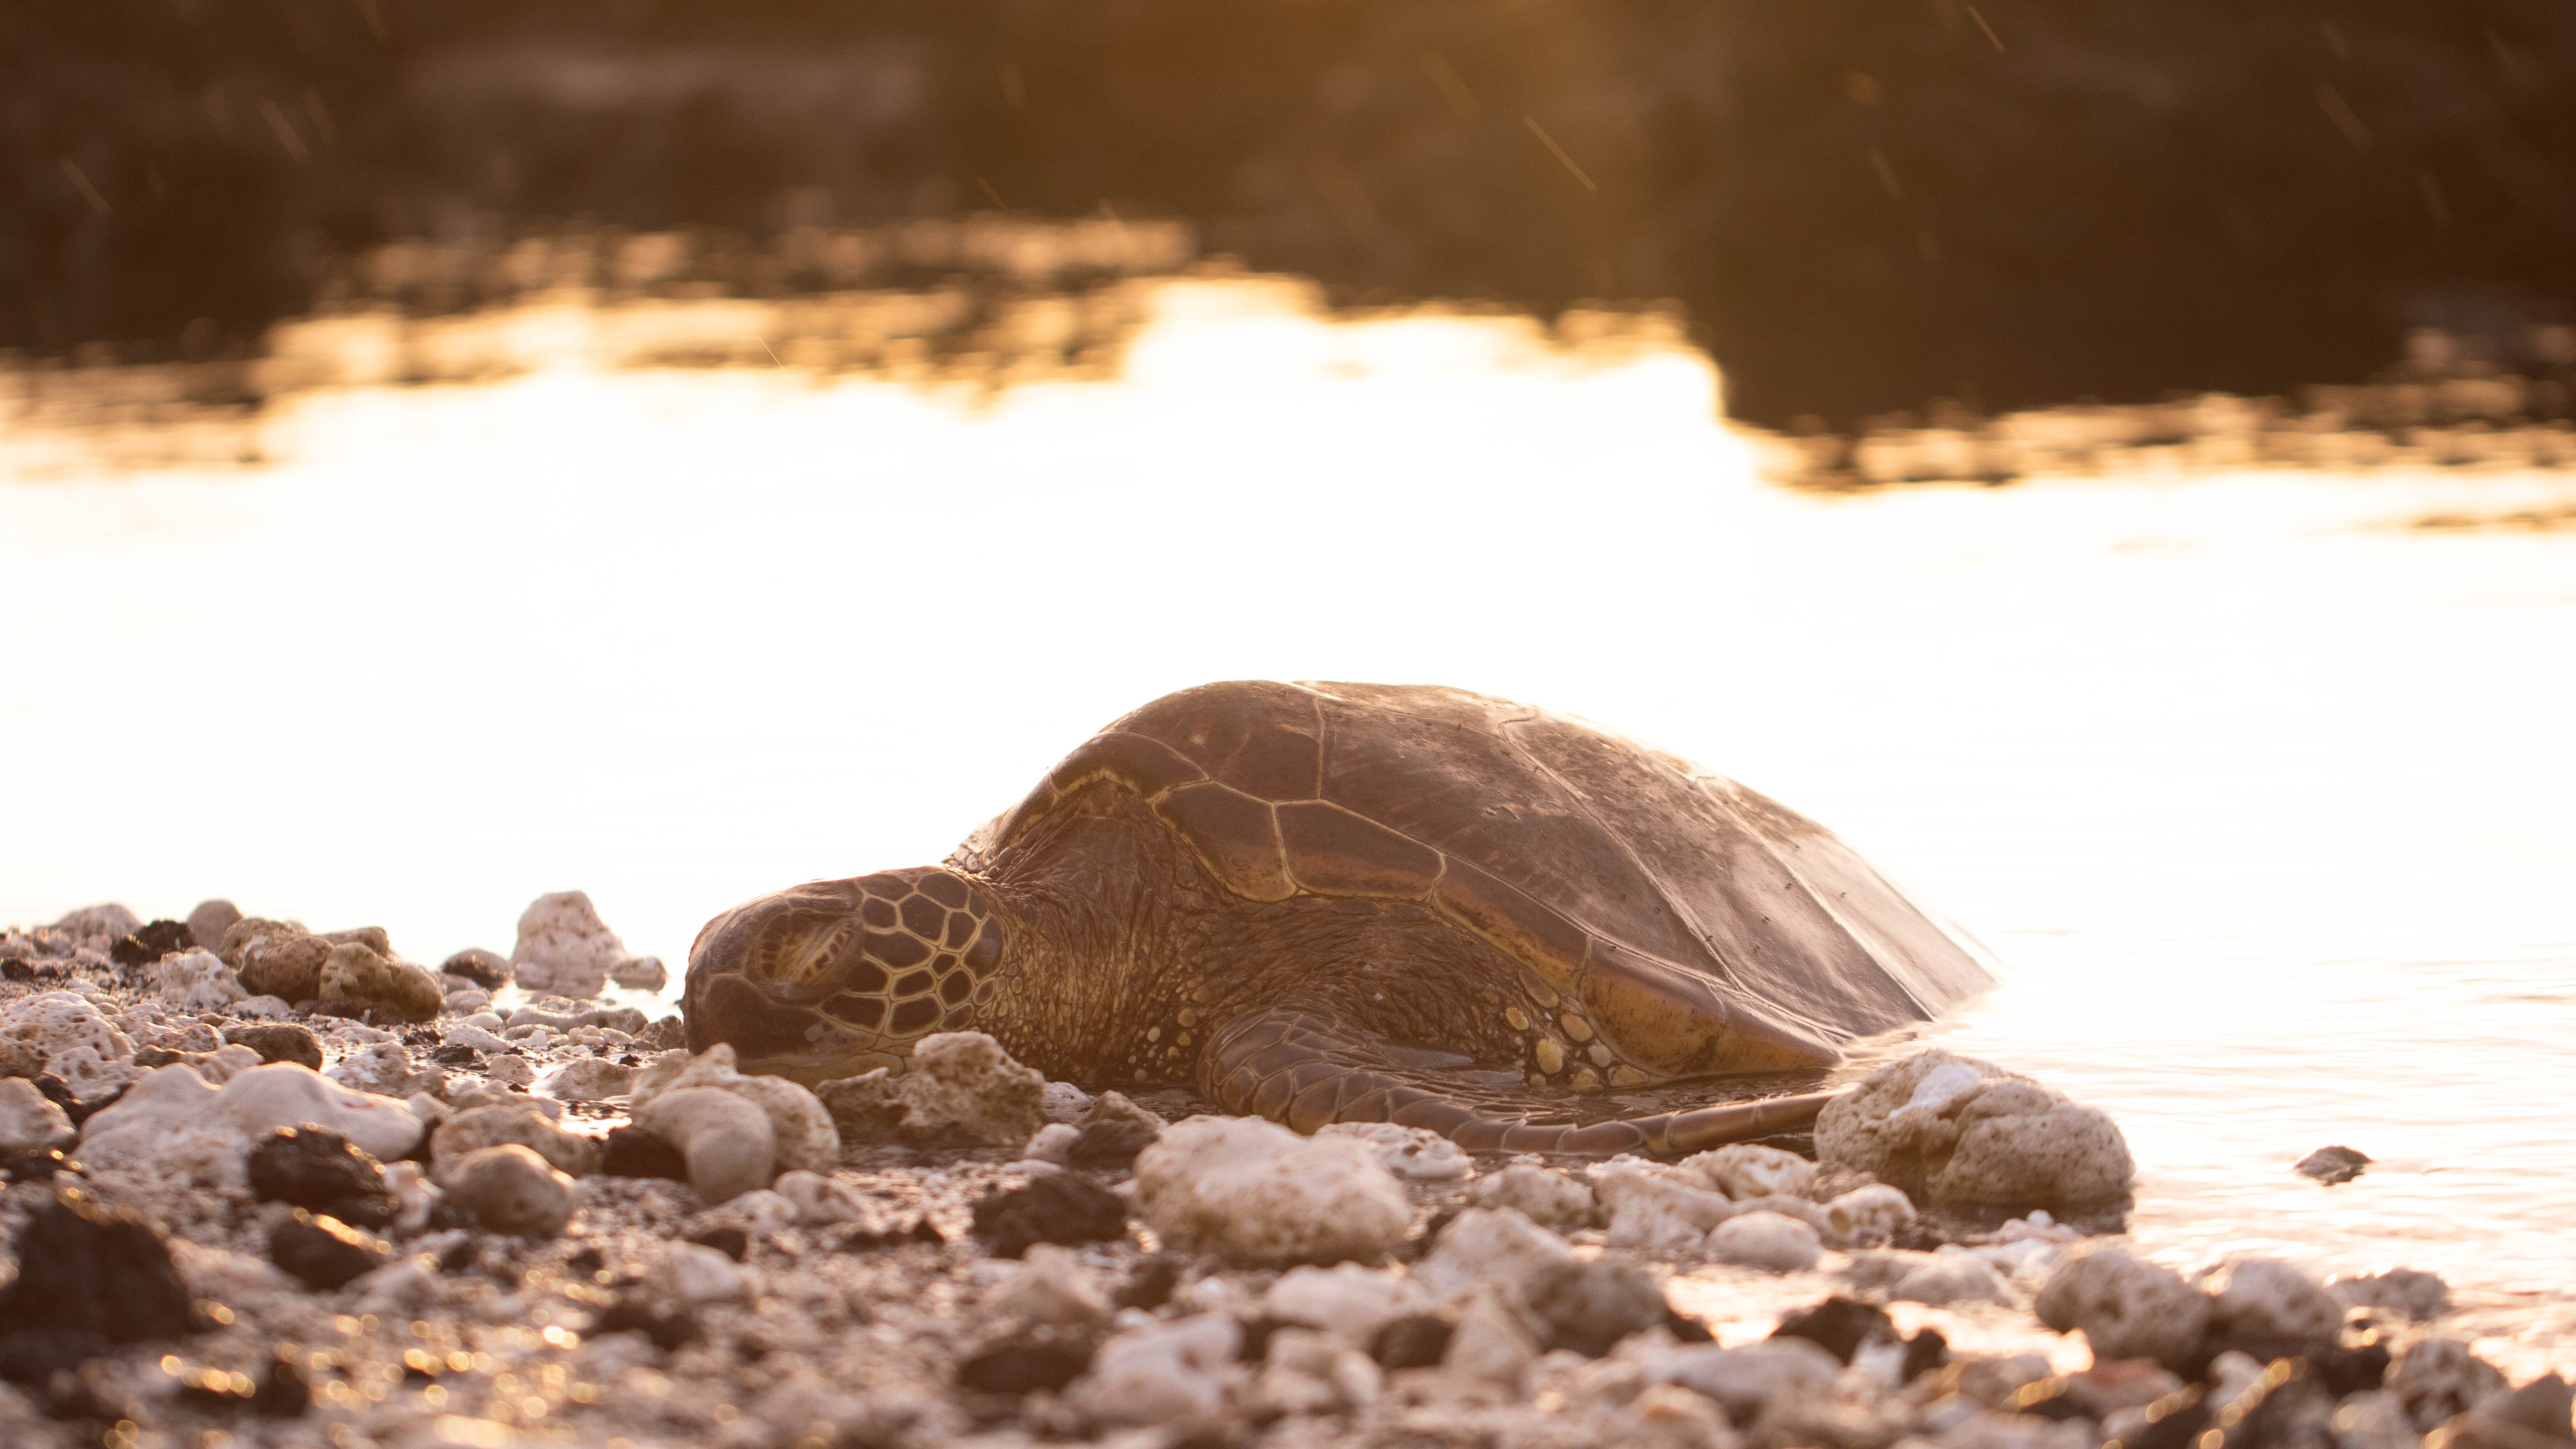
[1370,1313,1454,1370]
[0,1188,208,1383]
[1666,1308,1716,1343]
[958,1326,1097,1394]
[28,1074,80,1116]
[1393,1205,1461,1263]
[637,1016,688,1051]
[428,1043,482,1067]
[687,1225,750,1261]
[111,920,196,966]
[1902,1326,1951,1383]
[1115,1255,1181,1311]
[2296,1146,2371,1185]
[594,1295,699,1350]
[3,957,36,981]
[1235,1315,1290,1362]
[225,1023,324,1071]
[440,947,513,989]
[826,1218,946,1252]
[72,1083,129,1125]
[247,1127,396,1228]
[250,1353,312,1418]
[1773,1295,1900,1364]
[2470,1374,2576,1446]
[599,1125,688,1181]
[583,1006,650,1036]
[1065,1118,1160,1171]
[970,1171,1128,1258]
[270,1210,392,1290]
[165,1356,263,1415]
[36,1075,128,1127]
[1528,1258,1669,1357]
[1,1148,72,1184]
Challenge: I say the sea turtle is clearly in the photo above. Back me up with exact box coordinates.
[685,681,1991,1154]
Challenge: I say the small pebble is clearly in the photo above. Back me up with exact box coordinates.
[246,1126,397,1228]
[2296,1144,2371,1184]
[270,1209,392,1290]
[1065,1117,1158,1170]
[441,1144,574,1237]
[971,1171,1130,1258]
[223,1022,323,1070]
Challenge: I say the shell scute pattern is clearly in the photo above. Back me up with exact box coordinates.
[974,683,1683,1094]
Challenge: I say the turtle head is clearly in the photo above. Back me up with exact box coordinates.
[682,867,1007,1084]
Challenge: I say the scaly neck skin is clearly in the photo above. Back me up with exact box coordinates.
[967,811,1170,1086]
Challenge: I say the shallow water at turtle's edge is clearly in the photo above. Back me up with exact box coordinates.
[4,276,2573,1374]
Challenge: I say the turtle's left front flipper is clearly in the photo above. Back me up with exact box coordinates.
[1199,1006,1840,1156]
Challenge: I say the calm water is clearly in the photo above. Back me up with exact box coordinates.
[5,279,2573,1372]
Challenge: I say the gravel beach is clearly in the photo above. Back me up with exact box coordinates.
[1,899,2558,1449]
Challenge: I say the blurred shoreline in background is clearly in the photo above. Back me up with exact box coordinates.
[9,1,2572,429]
[5,215,2570,498]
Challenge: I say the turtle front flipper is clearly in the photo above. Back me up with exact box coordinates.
[1199,1006,1842,1157]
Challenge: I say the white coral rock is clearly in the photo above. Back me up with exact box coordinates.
[2,991,138,1097]
[985,1244,1108,1325]
[637,1085,777,1203]
[1646,1338,1841,1422]
[1891,1250,2010,1306]
[2033,1245,2211,1368]
[0,1076,75,1155]
[1595,1166,1737,1252]
[539,1057,636,1102]
[1466,1163,1600,1230]
[654,1241,751,1307]
[1129,1114,1409,1266]
[1821,1183,1917,1248]
[152,949,246,1012]
[1678,1142,1817,1201]
[429,1105,602,1183]
[2207,1258,2344,1346]
[509,890,626,999]
[1706,1211,1822,1272]
[1070,1314,1242,1426]
[773,1169,869,1226]
[1445,1285,1541,1386]
[2387,1337,2508,1431]
[78,1061,425,1190]
[1817,1049,2133,1212]
[896,1031,1044,1146]
[629,1043,838,1175]
[1264,1263,1432,1344]
[1414,1205,1574,1302]
[1316,1120,1474,1181]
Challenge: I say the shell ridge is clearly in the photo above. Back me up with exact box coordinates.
[1492,711,1740,988]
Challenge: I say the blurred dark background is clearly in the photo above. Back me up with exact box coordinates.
[7,0,2572,426]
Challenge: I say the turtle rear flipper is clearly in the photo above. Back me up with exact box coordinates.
[1200,1006,1841,1157]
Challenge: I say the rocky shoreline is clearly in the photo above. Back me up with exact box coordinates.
[1,899,2563,1449]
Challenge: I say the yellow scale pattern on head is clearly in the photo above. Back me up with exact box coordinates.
[813,873,1002,1037]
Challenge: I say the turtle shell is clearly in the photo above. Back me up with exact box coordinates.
[957,680,1991,1075]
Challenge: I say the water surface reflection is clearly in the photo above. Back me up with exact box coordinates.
[3,278,2572,1372]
